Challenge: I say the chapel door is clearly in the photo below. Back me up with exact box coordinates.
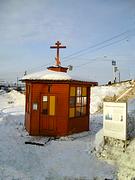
[40,94,56,134]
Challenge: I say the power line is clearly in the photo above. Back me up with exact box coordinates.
[62,29,133,61]
[66,37,128,62]
[75,58,110,68]
[68,36,129,68]
[26,28,134,72]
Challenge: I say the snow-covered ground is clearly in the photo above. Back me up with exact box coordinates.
[1,82,135,179]
[0,90,117,179]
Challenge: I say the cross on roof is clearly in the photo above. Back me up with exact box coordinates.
[50,41,66,66]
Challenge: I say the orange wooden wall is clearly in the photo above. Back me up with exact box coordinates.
[25,81,93,136]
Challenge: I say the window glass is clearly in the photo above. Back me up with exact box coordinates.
[76,97,81,106]
[82,97,87,106]
[70,97,76,107]
[77,87,81,96]
[42,102,48,114]
[69,86,88,118]
[76,107,81,117]
[82,87,87,96]
[43,96,48,102]
[69,108,75,118]
[49,96,55,116]
[42,96,48,114]
[81,106,86,115]
[70,87,76,96]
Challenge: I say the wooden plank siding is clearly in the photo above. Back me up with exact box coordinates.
[24,80,97,136]
[25,82,70,136]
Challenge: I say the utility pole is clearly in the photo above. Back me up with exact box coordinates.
[112,60,116,83]
[111,61,121,83]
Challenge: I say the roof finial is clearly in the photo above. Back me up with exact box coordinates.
[50,41,66,66]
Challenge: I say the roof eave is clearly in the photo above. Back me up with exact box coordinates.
[21,79,98,85]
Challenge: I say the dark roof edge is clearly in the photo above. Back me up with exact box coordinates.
[21,79,98,85]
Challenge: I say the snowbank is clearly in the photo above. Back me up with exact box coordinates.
[7,90,25,106]
[0,90,25,116]
[96,137,135,179]
[90,81,132,114]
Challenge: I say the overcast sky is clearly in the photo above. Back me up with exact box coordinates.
[0,0,135,84]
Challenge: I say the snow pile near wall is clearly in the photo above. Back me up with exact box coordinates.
[95,108,135,179]
[92,84,135,179]
[95,128,104,151]
[96,137,135,179]
[127,113,135,138]
[127,98,135,138]
[0,90,25,116]
[90,81,132,114]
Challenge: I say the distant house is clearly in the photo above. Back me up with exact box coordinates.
[0,80,7,89]
[21,41,98,136]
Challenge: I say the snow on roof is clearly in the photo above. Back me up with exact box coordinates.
[21,69,95,82]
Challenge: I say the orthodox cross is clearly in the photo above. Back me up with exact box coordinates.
[50,41,66,66]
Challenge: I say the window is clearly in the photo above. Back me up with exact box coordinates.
[76,97,82,106]
[69,86,87,118]
[69,108,75,118]
[82,87,87,96]
[70,87,76,96]
[70,97,76,107]
[49,96,55,116]
[42,95,55,116]
[82,97,87,105]
[42,96,48,115]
